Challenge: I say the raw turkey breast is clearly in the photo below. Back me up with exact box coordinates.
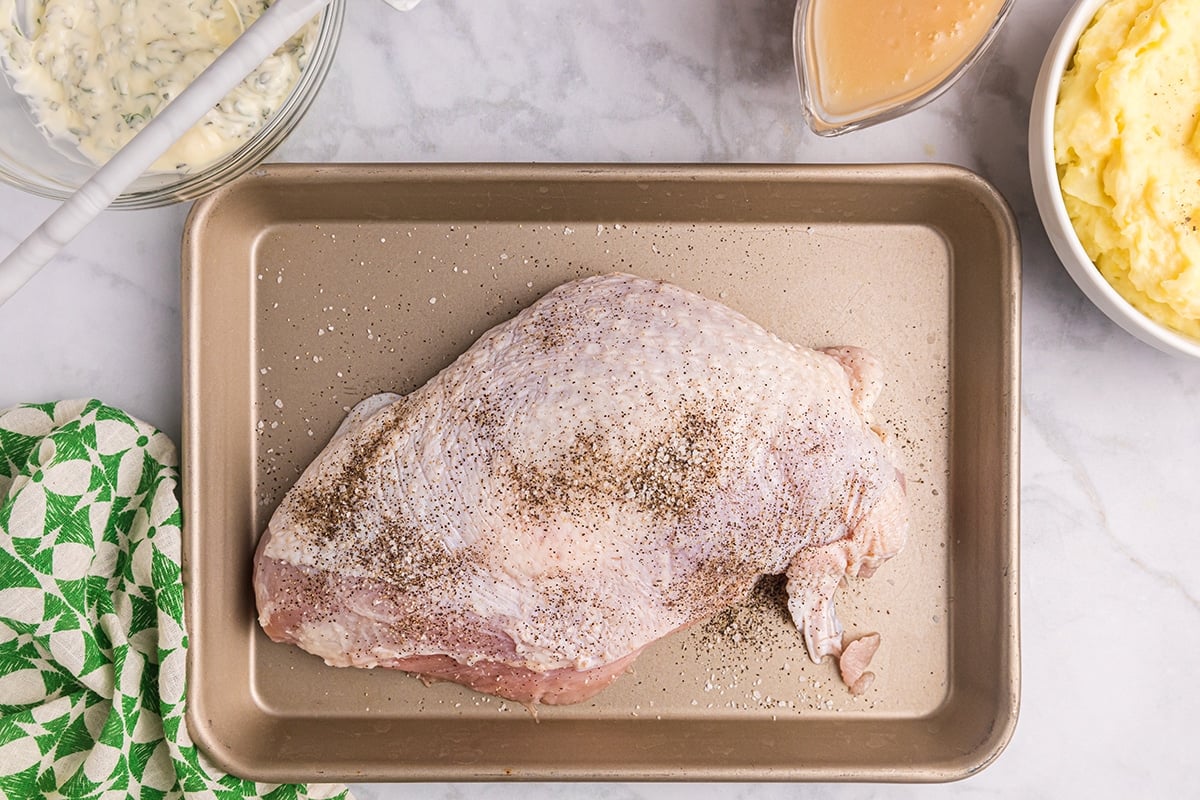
[254,273,909,705]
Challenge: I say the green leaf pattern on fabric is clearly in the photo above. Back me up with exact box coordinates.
[0,400,350,800]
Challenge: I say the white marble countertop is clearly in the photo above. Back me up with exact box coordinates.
[2,0,1198,797]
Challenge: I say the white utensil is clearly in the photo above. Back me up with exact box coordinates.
[11,0,38,39]
[0,0,333,306]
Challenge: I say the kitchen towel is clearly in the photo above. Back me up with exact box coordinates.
[0,399,348,800]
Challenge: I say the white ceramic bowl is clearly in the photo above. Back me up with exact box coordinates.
[1029,0,1200,358]
[0,0,344,209]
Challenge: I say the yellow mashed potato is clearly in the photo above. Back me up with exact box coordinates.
[1055,0,1200,338]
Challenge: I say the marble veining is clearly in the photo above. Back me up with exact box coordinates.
[2,0,1198,797]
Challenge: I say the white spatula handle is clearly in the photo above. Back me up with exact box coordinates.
[0,0,333,307]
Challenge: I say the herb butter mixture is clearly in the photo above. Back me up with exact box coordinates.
[0,0,317,172]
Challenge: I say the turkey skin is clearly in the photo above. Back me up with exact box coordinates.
[254,273,909,704]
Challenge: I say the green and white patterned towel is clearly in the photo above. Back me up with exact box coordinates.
[0,400,349,800]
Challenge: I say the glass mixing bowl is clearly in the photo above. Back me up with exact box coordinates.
[0,0,344,209]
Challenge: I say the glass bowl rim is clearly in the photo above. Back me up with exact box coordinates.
[0,0,346,209]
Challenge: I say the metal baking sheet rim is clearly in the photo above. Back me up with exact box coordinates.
[181,163,1021,783]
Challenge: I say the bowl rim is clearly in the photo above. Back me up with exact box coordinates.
[0,0,345,210]
[1028,0,1200,359]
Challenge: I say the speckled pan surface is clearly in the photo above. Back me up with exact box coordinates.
[181,163,1020,782]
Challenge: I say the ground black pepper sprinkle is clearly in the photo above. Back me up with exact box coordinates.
[256,273,909,706]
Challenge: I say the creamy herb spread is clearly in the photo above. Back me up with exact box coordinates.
[0,0,316,172]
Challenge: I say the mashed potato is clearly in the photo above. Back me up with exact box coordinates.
[1055,0,1200,338]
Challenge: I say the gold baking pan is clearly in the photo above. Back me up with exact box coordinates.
[181,163,1020,782]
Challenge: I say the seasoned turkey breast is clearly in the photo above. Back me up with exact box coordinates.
[254,273,908,704]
